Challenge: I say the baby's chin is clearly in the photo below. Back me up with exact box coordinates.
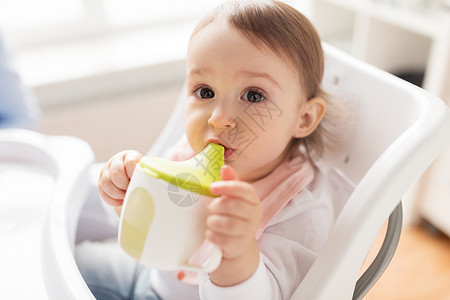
[225,163,256,182]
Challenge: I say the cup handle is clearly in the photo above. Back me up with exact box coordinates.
[180,240,222,273]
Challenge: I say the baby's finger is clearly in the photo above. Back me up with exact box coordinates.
[220,165,238,181]
[109,159,130,191]
[205,229,246,259]
[207,214,246,237]
[124,151,142,179]
[208,197,254,220]
[99,170,127,200]
[210,181,258,205]
[98,184,123,206]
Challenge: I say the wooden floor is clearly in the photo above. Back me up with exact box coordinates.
[363,223,450,300]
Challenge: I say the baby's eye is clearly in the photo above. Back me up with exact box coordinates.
[242,90,265,103]
[195,87,215,99]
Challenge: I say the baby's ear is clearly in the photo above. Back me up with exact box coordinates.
[293,97,326,138]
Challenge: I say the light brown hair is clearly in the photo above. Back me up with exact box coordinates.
[191,0,330,159]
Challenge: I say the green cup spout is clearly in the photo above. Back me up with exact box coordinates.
[139,143,224,197]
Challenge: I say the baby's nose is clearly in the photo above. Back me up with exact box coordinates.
[208,101,237,129]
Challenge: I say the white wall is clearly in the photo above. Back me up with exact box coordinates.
[39,81,183,162]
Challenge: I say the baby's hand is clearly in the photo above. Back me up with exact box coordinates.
[98,150,143,207]
[207,166,261,285]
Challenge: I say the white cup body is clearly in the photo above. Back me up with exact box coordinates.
[118,165,221,272]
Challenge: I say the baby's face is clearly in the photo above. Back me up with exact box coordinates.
[185,21,306,182]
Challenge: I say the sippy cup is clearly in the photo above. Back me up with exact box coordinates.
[118,143,224,273]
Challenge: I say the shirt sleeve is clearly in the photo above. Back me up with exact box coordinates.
[198,254,277,300]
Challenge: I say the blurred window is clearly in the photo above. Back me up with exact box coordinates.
[103,0,224,27]
[0,0,225,47]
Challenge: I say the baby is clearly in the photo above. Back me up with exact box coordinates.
[78,0,335,299]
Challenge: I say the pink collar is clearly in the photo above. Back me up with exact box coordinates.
[252,155,315,238]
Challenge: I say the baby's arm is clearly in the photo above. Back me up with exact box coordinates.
[98,150,143,216]
[207,166,262,286]
[201,182,334,299]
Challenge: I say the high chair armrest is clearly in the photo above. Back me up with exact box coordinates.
[353,202,403,300]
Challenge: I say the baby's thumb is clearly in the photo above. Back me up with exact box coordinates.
[220,165,238,181]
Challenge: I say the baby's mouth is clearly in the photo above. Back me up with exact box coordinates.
[206,140,234,160]
[223,147,234,160]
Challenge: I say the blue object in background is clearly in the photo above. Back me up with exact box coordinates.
[0,32,40,129]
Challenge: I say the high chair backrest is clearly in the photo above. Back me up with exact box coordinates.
[291,44,450,299]
[148,43,450,299]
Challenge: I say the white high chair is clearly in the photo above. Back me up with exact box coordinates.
[0,129,95,299]
[13,43,449,299]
